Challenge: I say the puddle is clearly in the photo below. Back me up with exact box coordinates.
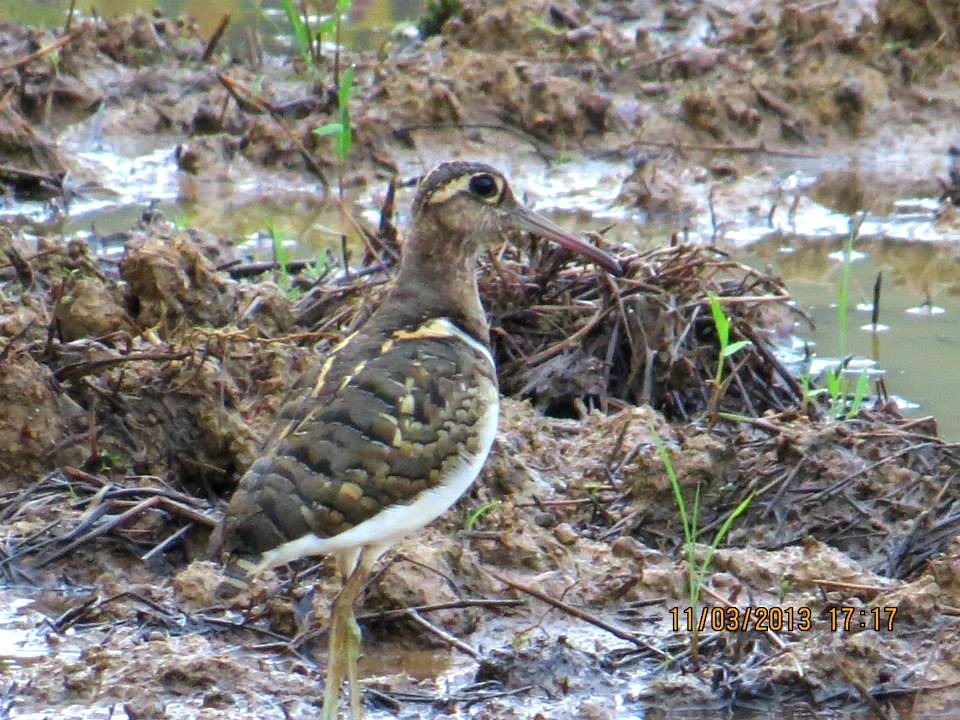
[0,589,61,668]
[735,231,960,437]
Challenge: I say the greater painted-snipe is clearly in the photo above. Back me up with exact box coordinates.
[217,161,621,719]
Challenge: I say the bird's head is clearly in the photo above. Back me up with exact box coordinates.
[408,161,621,275]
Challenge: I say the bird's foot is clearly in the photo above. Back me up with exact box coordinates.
[322,587,365,719]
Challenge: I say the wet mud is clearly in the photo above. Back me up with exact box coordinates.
[1,1,960,718]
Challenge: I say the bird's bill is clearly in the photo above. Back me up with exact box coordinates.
[509,205,623,275]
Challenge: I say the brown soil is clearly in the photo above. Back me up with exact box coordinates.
[1,1,959,718]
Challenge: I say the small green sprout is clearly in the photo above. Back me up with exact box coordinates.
[707,292,752,414]
[463,499,501,532]
[652,425,753,665]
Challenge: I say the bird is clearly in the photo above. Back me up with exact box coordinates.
[215,160,622,719]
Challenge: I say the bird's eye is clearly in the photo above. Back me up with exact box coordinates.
[468,174,498,198]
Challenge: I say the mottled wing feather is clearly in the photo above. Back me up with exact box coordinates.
[223,318,498,554]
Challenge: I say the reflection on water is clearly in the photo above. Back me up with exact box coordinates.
[592,157,960,440]
[736,232,960,440]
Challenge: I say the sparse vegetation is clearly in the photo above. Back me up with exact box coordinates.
[313,63,355,185]
[278,0,352,70]
[707,292,752,416]
[265,223,303,298]
[652,426,754,666]
[826,216,871,419]
[463,500,501,532]
[280,0,313,66]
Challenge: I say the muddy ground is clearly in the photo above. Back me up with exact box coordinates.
[1,1,960,718]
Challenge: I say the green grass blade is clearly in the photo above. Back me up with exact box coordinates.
[464,500,500,531]
[651,427,692,545]
[699,492,754,577]
[824,367,838,416]
[690,482,702,604]
[317,15,337,34]
[837,222,857,357]
[846,372,869,419]
[280,0,310,64]
[708,292,729,347]
[691,482,701,546]
[338,65,355,109]
[314,122,343,136]
[336,65,355,161]
[722,340,751,358]
[268,225,289,275]
[825,367,840,396]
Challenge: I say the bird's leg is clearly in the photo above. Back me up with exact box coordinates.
[346,603,363,719]
[322,550,372,720]
[321,584,349,720]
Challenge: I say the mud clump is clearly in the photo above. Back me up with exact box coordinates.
[55,276,133,341]
[121,233,236,331]
[365,537,483,639]
[0,352,64,487]
[0,104,66,194]
[878,0,959,46]
[0,223,266,495]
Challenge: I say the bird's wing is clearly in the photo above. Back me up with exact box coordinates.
[222,317,499,554]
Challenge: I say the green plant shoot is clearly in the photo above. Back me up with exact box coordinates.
[280,0,311,65]
[846,371,869,419]
[267,225,293,293]
[314,64,354,163]
[464,500,500,532]
[707,292,751,407]
[652,424,754,665]
[824,366,842,415]
[317,0,352,38]
[837,230,854,358]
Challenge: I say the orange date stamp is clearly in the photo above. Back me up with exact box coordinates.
[669,606,898,633]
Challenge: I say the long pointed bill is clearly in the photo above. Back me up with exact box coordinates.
[509,205,623,276]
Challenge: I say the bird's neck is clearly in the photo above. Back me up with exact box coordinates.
[387,227,488,343]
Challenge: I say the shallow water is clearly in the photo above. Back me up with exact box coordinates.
[0,0,422,56]
[0,590,53,667]
[0,597,888,720]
